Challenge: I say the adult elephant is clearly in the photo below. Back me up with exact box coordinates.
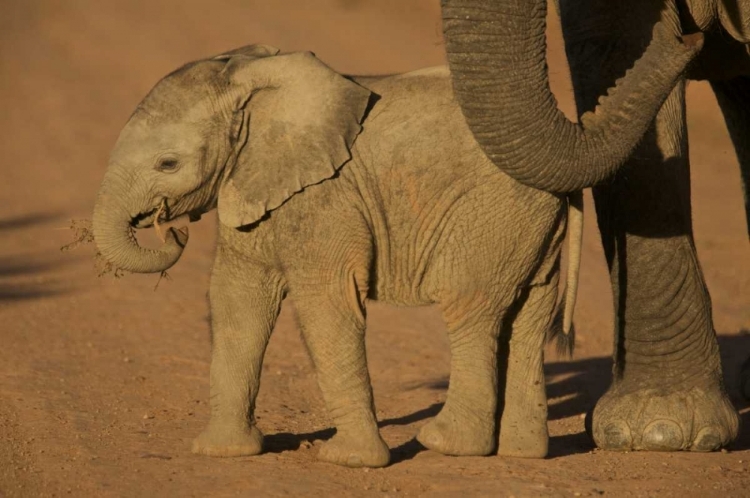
[440,0,747,452]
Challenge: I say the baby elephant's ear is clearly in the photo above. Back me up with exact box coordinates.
[217,51,372,228]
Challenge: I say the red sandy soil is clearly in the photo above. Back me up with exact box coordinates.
[1,1,749,496]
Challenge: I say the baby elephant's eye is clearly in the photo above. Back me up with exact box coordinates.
[157,159,180,172]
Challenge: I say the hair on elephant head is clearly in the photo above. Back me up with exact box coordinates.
[92,44,372,274]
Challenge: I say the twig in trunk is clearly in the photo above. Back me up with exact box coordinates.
[153,200,166,243]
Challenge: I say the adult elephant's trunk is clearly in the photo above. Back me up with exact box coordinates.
[92,175,188,274]
[441,0,703,192]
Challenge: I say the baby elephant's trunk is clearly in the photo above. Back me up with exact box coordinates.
[92,178,189,274]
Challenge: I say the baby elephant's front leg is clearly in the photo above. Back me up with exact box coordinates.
[192,258,284,457]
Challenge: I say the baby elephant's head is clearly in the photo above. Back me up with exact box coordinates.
[93,44,372,273]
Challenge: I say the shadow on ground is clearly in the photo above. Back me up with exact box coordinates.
[264,403,443,461]
[265,333,750,463]
[0,212,71,302]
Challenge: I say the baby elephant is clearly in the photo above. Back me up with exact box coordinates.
[92,44,582,467]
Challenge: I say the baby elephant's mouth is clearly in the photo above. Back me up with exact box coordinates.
[131,207,158,229]
[130,201,202,229]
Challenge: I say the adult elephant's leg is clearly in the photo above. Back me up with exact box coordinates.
[192,251,284,457]
[710,75,750,400]
[559,0,739,451]
[589,93,738,450]
[711,76,750,244]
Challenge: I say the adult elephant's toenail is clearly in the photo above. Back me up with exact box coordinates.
[642,420,684,451]
[347,454,363,467]
[595,420,632,450]
[692,427,723,452]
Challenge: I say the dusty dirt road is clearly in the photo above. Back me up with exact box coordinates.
[2,1,749,496]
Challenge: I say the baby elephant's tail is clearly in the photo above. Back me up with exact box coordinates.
[548,191,584,357]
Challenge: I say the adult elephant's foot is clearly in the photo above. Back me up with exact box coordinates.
[191,423,264,457]
[416,404,495,456]
[590,378,739,452]
[316,430,390,468]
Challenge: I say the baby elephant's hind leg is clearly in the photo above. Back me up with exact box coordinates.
[294,296,390,468]
[497,277,558,458]
[417,296,506,456]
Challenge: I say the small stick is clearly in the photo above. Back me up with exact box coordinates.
[154,270,171,291]
[153,200,166,243]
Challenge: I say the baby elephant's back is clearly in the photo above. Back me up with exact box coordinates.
[354,66,560,212]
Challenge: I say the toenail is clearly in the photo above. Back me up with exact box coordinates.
[347,454,363,467]
[692,427,723,452]
[596,421,633,450]
[642,419,684,451]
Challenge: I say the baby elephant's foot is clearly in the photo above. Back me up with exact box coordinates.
[192,423,263,457]
[317,431,390,468]
[497,418,548,458]
[416,405,495,456]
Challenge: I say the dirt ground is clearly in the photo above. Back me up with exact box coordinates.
[2,1,749,496]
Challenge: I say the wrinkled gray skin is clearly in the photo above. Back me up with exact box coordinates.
[441,0,748,452]
[93,34,697,467]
